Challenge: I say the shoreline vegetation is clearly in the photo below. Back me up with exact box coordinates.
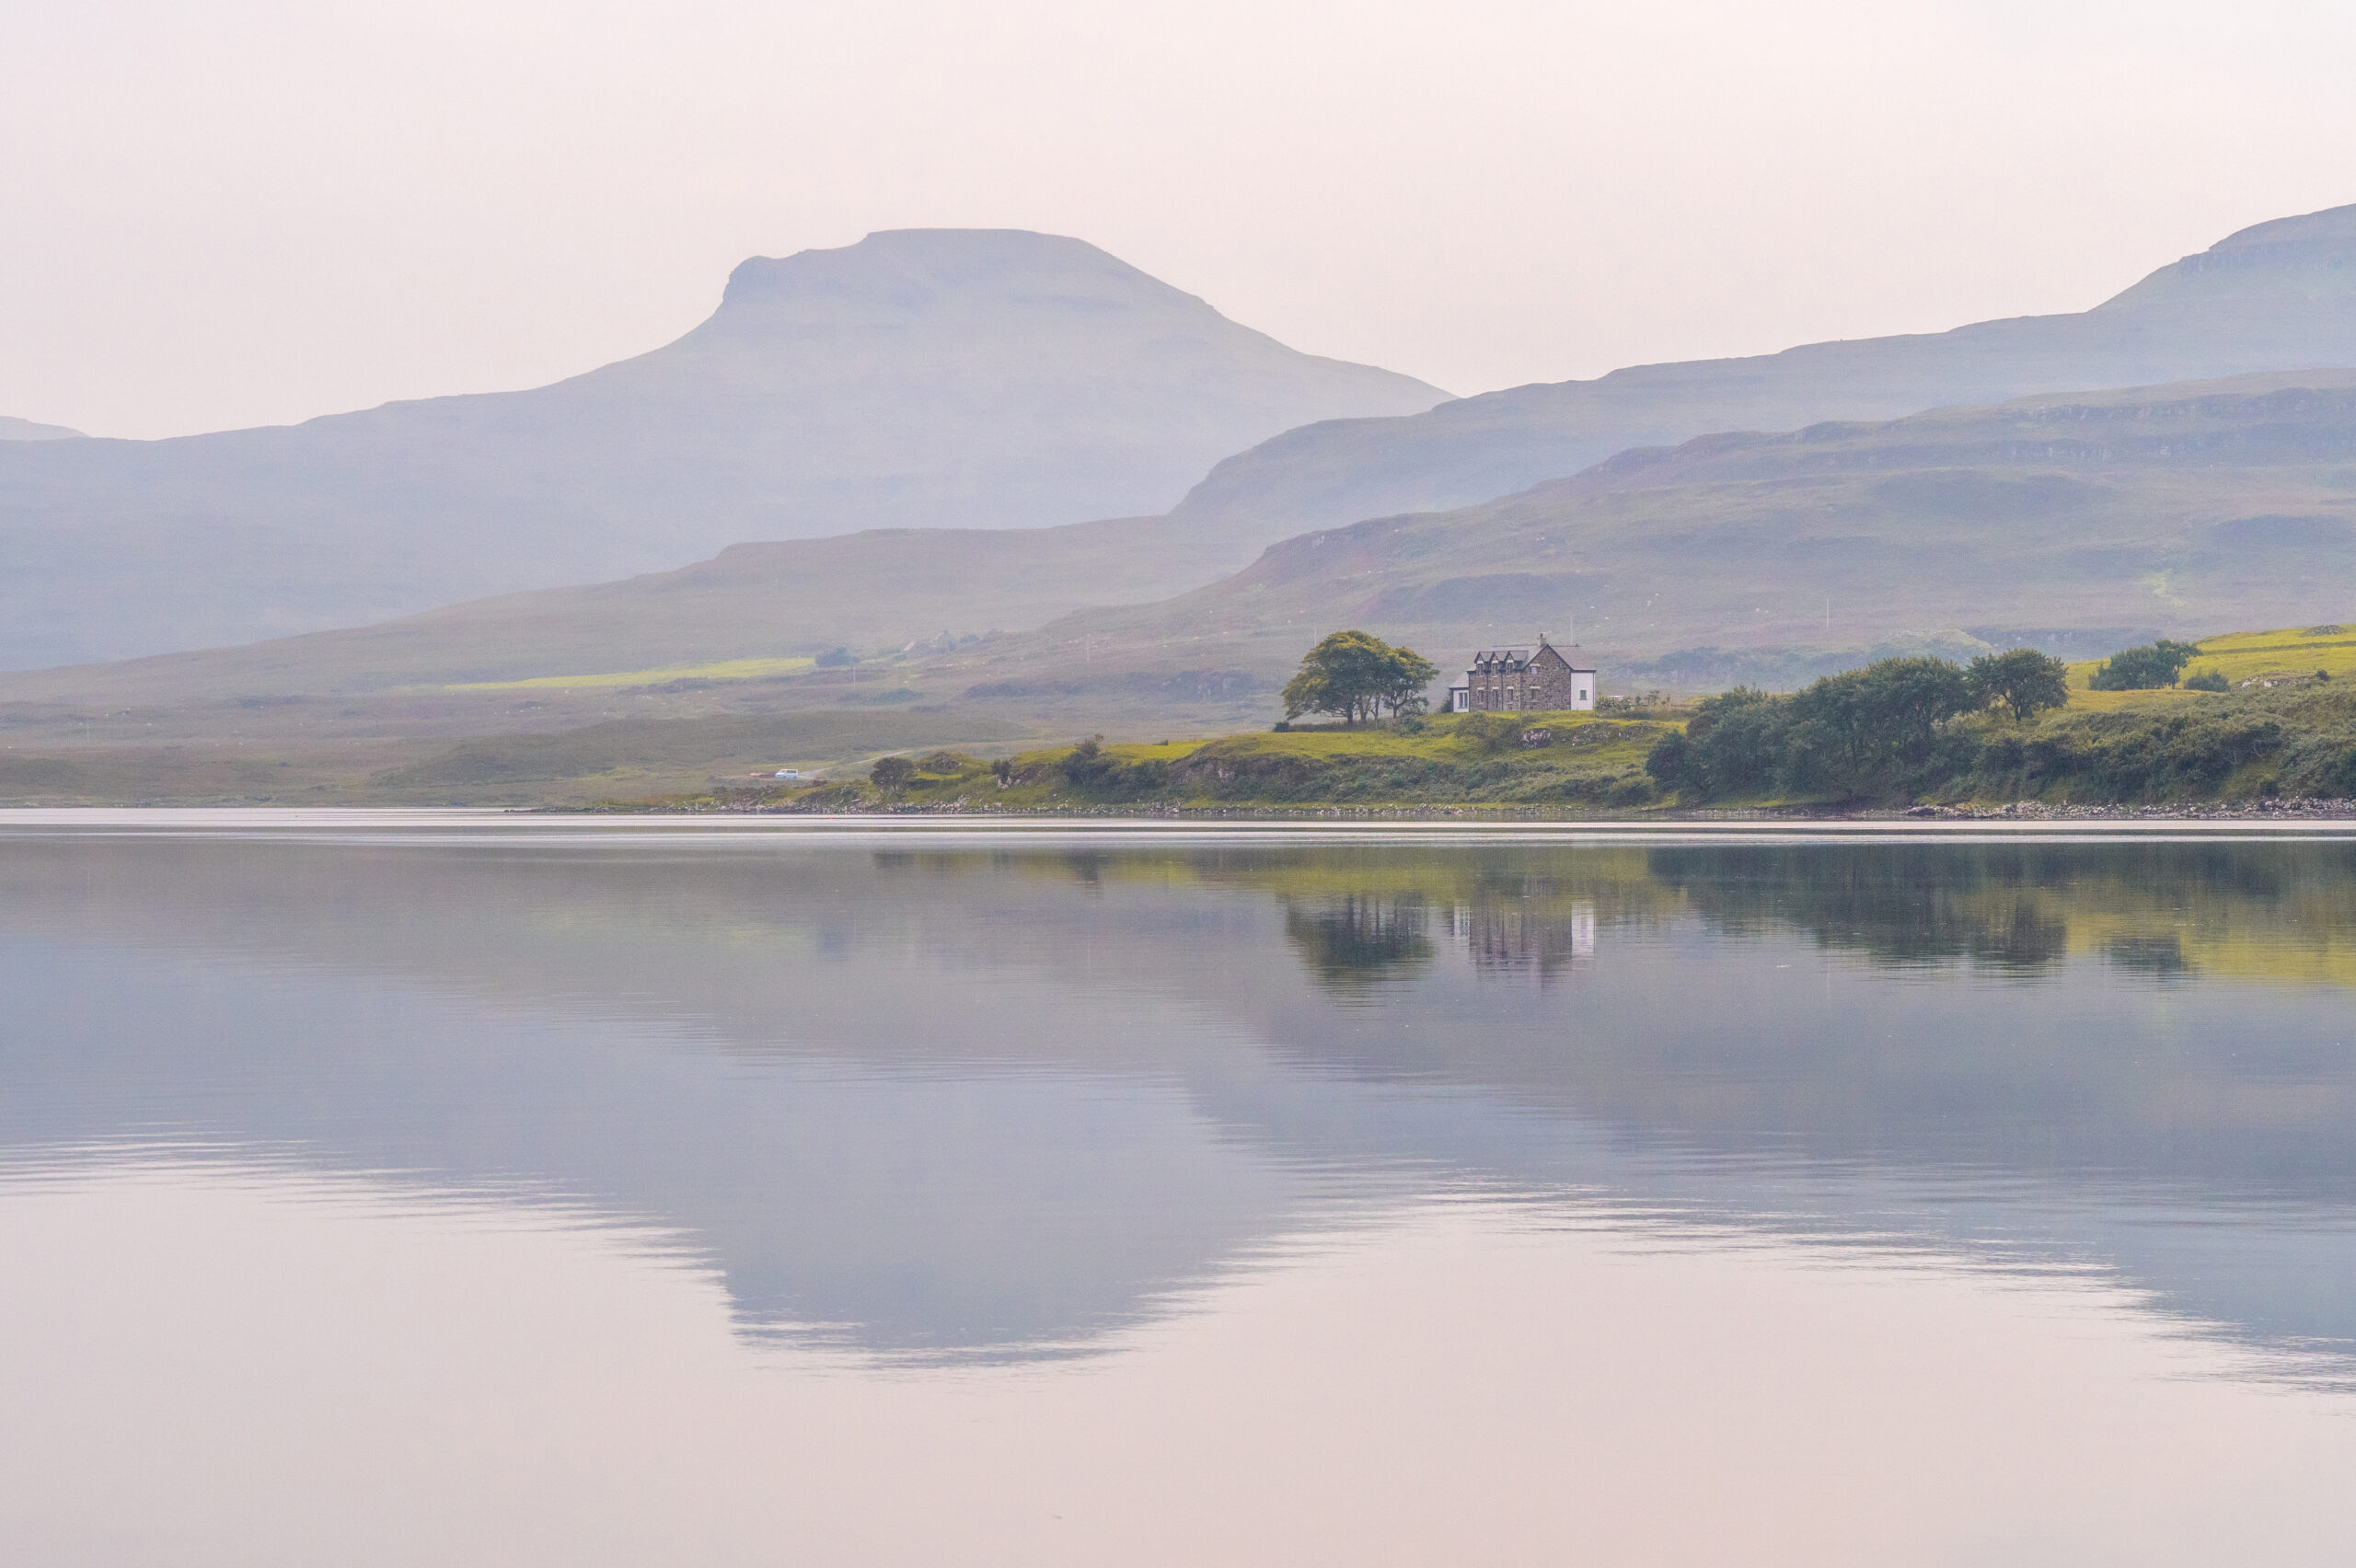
[595,623,2356,819]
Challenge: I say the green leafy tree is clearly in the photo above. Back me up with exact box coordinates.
[1646,687,1784,801]
[1784,657,1973,792]
[1283,631,1439,725]
[2088,640,2201,690]
[1649,659,1974,801]
[1377,644,1439,718]
[1967,649,2071,721]
[870,755,915,790]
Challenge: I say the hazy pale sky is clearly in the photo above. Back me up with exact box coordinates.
[7,0,2356,439]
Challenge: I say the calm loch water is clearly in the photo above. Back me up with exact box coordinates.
[5,813,2356,1565]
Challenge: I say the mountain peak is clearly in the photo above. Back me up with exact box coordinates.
[0,228,1447,668]
[714,228,1210,327]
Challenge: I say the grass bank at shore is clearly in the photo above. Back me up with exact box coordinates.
[608,709,1669,814]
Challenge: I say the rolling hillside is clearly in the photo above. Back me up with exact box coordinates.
[20,363,2355,728]
[1167,203,2356,537]
[951,370,2356,702]
[0,229,1445,669]
[0,513,1207,708]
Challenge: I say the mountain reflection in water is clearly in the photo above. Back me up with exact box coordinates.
[4,822,2353,1373]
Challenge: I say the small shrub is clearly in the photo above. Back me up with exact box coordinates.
[2183,669,2229,692]
[1606,775,1657,807]
[1457,713,1522,753]
[1059,735,1112,786]
[794,781,869,809]
[2330,746,2356,797]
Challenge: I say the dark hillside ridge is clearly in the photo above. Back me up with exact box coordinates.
[1171,203,2356,535]
[0,229,1444,669]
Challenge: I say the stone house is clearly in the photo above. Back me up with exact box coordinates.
[1451,636,1595,712]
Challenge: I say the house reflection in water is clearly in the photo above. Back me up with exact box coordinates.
[1449,899,1598,982]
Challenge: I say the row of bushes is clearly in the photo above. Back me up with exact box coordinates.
[1647,656,2356,805]
[819,722,1669,810]
[1645,653,2059,801]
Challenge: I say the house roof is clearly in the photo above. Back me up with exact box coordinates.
[1467,639,1595,674]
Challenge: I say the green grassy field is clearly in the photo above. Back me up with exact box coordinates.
[444,655,816,691]
[2062,623,2356,710]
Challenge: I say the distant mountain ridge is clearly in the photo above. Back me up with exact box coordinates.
[1168,203,2356,535]
[11,202,2356,683]
[0,415,80,441]
[0,229,1446,668]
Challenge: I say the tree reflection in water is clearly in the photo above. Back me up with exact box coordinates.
[1283,894,1432,990]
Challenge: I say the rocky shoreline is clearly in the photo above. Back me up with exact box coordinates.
[1893,798,2356,821]
[615,794,2356,822]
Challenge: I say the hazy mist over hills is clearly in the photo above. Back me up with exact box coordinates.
[12,206,2356,682]
[12,367,2356,806]
[8,203,2356,801]
[1169,205,2356,536]
[0,229,1444,669]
